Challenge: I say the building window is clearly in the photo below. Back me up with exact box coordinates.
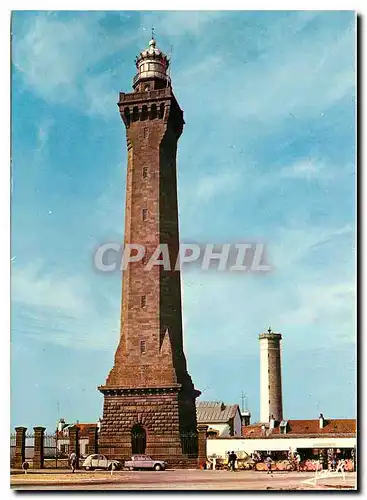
[142,167,148,179]
[142,208,148,221]
[141,295,146,308]
[144,128,148,138]
[140,340,146,354]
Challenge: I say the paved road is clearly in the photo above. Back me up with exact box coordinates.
[11,469,357,491]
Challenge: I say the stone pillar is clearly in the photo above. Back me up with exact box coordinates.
[197,424,208,468]
[33,426,46,469]
[14,427,27,469]
[88,426,98,455]
[69,425,80,469]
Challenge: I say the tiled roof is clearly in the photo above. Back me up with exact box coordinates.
[242,419,356,438]
[57,423,98,438]
[196,401,239,423]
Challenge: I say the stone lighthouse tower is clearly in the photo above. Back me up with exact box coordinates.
[98,37,200,464]
[259,328,283,423]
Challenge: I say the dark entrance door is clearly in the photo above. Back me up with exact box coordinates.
[131,424,146,454]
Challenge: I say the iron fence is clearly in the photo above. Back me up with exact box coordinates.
[11,429,198,468]
[10,433,16,463]
[25,433,35,462]
[43,433,69,468]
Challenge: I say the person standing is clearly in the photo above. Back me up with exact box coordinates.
[69,452,77,473]
[265,455,273,475]
[295,452,301,472]
[228,451,237,472]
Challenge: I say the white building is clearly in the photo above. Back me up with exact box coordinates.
[56,419,101,457]
[196,401,242,437]
[207,416,356,465]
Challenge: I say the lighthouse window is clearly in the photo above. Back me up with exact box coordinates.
[142,167,148,178]
[140,340,146,354]
[132,106,139,122]
[141,295,146,308]
[141,106,148,121]
[142,208,148,221]
[158,103,164,119]
[150,104,157,120]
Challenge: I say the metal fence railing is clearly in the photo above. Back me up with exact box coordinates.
[44,433,69,469]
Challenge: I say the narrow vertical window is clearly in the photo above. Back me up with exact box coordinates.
[141,295,146,308]
[144,127,148,138]
[140,340,146,354]
[142,167,148,179]
[142,208,148,221]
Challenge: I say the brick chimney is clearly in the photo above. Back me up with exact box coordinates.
[242,411,251,426]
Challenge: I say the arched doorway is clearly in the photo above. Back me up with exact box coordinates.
[131,424,146,454]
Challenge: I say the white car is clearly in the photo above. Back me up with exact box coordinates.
[81,454,122,471]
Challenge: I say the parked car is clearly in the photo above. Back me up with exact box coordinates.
[124,454,167,471]
[81,454,122,471]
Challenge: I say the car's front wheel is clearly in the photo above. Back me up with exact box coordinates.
[154,464,162,471]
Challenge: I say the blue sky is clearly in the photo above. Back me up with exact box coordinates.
[11,10,356,432]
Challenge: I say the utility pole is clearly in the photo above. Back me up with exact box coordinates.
[241,391,248,413]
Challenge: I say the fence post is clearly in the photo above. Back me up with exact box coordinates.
[197,424,208,468]
[69,425,80,469]
[88,426,98,455]
[33,426,46,469]
[14,427,27,469]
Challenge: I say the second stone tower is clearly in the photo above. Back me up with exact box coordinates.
[259,328,283,423]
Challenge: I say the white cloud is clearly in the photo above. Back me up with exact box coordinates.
[278,281,355,335]
[11,261,120,351]
[12,261,86,314]
[195,169,241,202]
[279,159,329,180]
[181,218,355,359]
[12,12,137,117]
[270,223,354,271]
[171,13,354,129]
[229,23,354,124]
[140,11,221,37]
[37,117,54,151]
